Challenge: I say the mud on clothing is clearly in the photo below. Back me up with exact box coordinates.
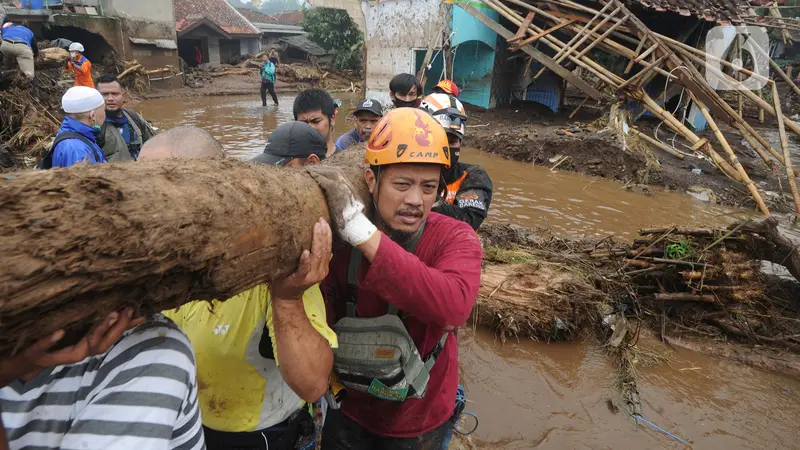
[0,315,204,450]
[163,284,337,433]
[433,162,493,231]
[51,116,107,167]
[320,212,482,439]
[67,56,94,88]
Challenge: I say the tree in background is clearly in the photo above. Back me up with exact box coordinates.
[302,8,363,71]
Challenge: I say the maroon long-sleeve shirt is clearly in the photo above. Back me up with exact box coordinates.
[321,212,482,437]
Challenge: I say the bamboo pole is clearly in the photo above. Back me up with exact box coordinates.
[574,14,630,60]
[750,38,800,100]
[551,5,622,66]
[633,43,658,64]
[636,91,741,180]
[757,89,765,124]
[541,0,615,73]
[771,81,800,216]
[625,38,647,74]
[515,19,576,47]
[629,127,684,159]
[485,0,624,86]
[690,93,770,215]
[569,97,589,120]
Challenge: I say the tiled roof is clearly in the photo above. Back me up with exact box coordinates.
[627,0,749,21]
[174,0,261,36]
[235,7,277,24]
[270,11,304,25]
[280,35,329,56]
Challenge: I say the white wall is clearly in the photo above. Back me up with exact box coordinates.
[363,0,443,105]
[208,36,220,66]
[240,38,260,56]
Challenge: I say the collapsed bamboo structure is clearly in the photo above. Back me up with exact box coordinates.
[460,0,800,216]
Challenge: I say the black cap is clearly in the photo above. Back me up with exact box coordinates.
[354,98,383,117]
[251,121,327,166]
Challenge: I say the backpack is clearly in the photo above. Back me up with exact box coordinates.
[331,227,449,402]
[35,132,100,170]
[261,62,276,81]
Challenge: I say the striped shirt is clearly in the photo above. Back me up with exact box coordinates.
[0,315,204,450]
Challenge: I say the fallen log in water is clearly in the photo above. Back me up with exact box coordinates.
[0,150,370,356]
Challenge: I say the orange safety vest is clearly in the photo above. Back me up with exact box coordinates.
[445,171,468,204]
[67,58,94,88]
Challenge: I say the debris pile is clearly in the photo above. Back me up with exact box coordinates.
[475,219,800,353]
[464,0,800,216]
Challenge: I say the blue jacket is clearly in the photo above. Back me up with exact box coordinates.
[335,129,362,152]
[52,116,107,167]
[1,24,35,49]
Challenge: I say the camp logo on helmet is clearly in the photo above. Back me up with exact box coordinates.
[413,111,432,146]
[443,146,450,160]
[396,144,407,158]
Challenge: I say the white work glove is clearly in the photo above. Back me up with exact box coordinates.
[307,167,377,246]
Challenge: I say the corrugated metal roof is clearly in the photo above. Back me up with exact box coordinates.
[280,34,329,56]
[253,23,305,35]
[174,0,261,36]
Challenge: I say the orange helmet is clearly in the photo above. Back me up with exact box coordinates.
[434,79,460,97]
[366,108,450,168]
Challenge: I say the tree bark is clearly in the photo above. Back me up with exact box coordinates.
[0,150,370,356]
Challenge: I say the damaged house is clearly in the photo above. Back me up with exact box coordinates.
[175,0,261,67]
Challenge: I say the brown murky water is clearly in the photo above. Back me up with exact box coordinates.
[138,95,800,450]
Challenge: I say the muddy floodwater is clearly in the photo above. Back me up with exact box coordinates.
[139,94,800,449]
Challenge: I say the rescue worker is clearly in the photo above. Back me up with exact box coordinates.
[432,79,460,97]
[252,121,327,167]
[294,88,338,157]
[67,42,94,88]
[389,73,423,108]
[308,108,482,449]
[334,98,382,152]
[420,93,493,231]
[0,21,37,79]
[96,74,155,162]
[260,56,279,106]
[48,86,107,168]
[155,125,337,450]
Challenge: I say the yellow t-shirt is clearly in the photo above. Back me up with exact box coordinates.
[163,284,337,432]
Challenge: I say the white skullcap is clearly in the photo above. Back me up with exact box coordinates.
[62,86,104,114]
[68,42,84,53]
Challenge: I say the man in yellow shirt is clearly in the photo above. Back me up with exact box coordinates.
[141,124,337,450]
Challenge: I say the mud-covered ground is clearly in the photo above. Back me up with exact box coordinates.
[466,100,790,211]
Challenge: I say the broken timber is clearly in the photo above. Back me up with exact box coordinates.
[460,3,601,100]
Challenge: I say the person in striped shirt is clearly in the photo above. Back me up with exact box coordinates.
[0,310,204,450]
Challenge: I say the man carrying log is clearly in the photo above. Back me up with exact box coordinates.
[0,21,37,80]
[96,74,155,162]
[148,126,337,450]
[420,93,493,231]
[252,121,328,167]
[294,88,338,157]
[309,108,482,449]
[0,309,205,449]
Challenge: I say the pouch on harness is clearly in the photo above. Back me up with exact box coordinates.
[332,229,449,402]
[35,132,101,170]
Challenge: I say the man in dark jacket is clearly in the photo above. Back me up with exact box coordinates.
[96,74,155,161]
[420,93,493,231]
[0,21,38,79]
[334,98,382,152]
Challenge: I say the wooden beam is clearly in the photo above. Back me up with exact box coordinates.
[509,11,536,42]
[632,43,658,64]
[629,127,684,159]
[459,3,602,100]
[515,19,576,47]
[625,38,647,74]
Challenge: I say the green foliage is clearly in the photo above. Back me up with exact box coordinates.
[302,8,364,71]
[665,240,691,260]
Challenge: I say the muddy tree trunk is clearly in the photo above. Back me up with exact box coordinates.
[0,150,369,356]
